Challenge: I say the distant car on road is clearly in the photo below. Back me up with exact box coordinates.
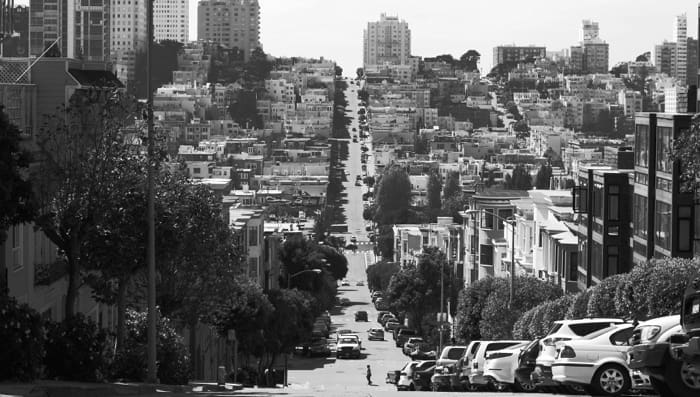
[356,280,364,286]
[351,236,357,243]
[340,298,351,306]
[355,180,362,186]
[368,328,385,341]
[341,280,350,286]
[355,311,368,321]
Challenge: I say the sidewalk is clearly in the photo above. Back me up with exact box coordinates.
[0,380,243,397]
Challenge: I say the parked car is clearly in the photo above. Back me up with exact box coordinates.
[410,344,437,360]
[396,328,419,348]
[436,345,468,369]
[336,336,361,359]
[340,298,351,306]
[355,311,368,321]
[397,360,436,391]
[356,280,364,286]
[385,321,402,333]
[483,342,534,392]
[354,180,362,186]
[469,340,528,389]
[552,323,635,396]
[627,315,681,393]
[375,310,390,322]
[367,328,385,341]
[402,337,424,355]
[374,299,389,310]
[412,364,436,391]
[379,313,397,326]
[307,337,332,357]
[457,341,483,391]
[531,318,625,387]
[340,280,350,286]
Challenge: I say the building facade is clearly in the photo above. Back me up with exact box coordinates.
[654,41,677,76]
[154,0,189,43]
[675,13,687,85]
[492,45,546,66]
[110,0,147,86]
[632,113,699,265]
[197,0,261,61]
[363,13,411,67]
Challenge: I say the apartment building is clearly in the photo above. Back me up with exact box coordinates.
[154,0,189,43]
[392,218,464,276]
[198,0,261,61]
[632,113,700,264]
[492,45,546,66]
[572,165,634,289]
[363,13,411,67]
[675,13,688,85]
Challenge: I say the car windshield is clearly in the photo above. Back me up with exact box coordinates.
[339,338,357,344]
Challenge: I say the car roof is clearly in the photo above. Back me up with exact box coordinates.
[636,315,680,329]
[554,318,624,325]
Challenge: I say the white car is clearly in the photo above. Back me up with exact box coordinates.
[627,315,681,391]
[436,345,468,369]
[469,340,528,388]
[533,318,625,386]
[483,341,536,392]
[336,336,361,359]
[397,360,435,391]
[552,323,635,396]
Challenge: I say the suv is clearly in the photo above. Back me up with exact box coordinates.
[469,340,528,388]
[355,311,368,321]
[530,318,624,387]
[396,328,418,347]
[403,337,424,355]
[336,336,361,359]
[397,360,436,391]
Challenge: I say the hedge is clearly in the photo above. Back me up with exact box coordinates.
[45,314,108,381]
[0,296,44,381]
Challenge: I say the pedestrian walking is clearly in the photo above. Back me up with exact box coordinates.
[366,365,372,385]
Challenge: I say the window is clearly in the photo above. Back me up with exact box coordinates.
[607,185,619,221]
[498,209,513,230]
[655,202,672,251]
[482,209,494,229]
[572,186,587,213]
[656,126,672,173]
[11,225,22,271]
[609,327,634,346]
[593,183,603,218]
[480,244,493,266]
[635,124,649,168]
[248,226,258,246]
[569,322,614,336]
[606,246,619,276]
[633,194,648,239]
[678,206,692,252]
[592,241,603,280]
[568,252,578,281]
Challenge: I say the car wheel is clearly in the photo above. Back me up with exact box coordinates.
[514,378,538,392]
[591,363,631,396]
[663,355,700,397]
[408,383,415,391]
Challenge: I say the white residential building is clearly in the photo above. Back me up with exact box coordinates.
[665,85,688,113]
[675,13,687,84]
[363,13,411,67]
[154,0,189,43]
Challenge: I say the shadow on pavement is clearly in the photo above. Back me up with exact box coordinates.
[288,356,336,371]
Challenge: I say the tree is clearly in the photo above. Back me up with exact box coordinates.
[636,52,650,62]
[366,260,400,292]
[442,171,461,200]
[505,101,522,120]
[670,116,700,192]
[506,165,532,190]
[0,107,35,245]
[363,176,375,188]
[334,65,343,77]
[414,134,429,154]
[459,50,481,72]
[609,62,628,78]
[32,89,143,318]
[385,247,452,331]
[356,68,364,79]
[374,166,412,225]
[427,172,442,211]
[512,120,530,139]
[244,47,273,83]
[534,164,553,189]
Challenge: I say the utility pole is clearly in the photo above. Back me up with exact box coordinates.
[439,258,444,355]
[145,0,157,384]
[509,218,515,309]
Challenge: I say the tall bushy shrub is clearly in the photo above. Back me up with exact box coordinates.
[0,296,44,381]
[586,273,630,318]
[478,276,562,339]
[513,308,536,339]
[614,261,655,319]
[110,309,191,384]
[44,313,108,381]
[566,289,592,319]
[644,258,700,318]
[455,276,500,341]
[527,304,548,339]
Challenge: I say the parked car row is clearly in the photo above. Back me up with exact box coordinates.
[384,315,685,396]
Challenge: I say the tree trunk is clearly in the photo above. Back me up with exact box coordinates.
[189,320,198,379]
[115,276,128,351]
[64,235,81,319]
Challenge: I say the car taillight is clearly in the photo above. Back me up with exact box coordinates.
[559,346,576,359]
[487,352,513,360]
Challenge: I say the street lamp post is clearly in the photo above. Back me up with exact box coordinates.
[467,209,517,308]
[284,268,322,388]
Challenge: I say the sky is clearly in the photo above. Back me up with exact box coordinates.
[188,0,699,73]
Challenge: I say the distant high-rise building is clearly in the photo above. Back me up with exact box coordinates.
[198,0,261,61]
[110,0,147,87]
[28,0,110,61]
[1,5,29,57]
[675,13,688,84]
[492,45,546,67]
[155,0,189,43]
[363,13,411,67]
[654,41,677,76]
[581,20,599,43]
[569,20,609,74]
[687,37,698,87]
